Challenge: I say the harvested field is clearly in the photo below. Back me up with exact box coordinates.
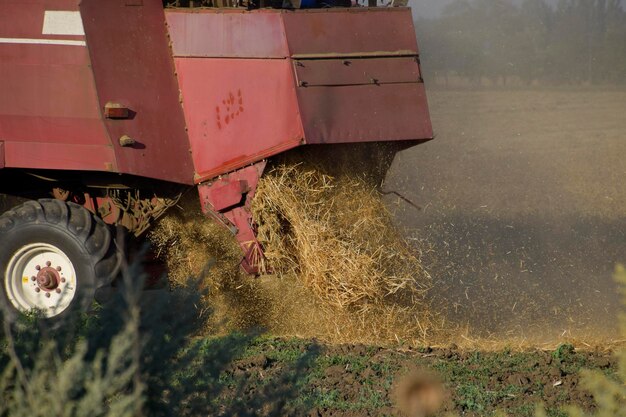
[167,335,620,417]
[387,88,626,345]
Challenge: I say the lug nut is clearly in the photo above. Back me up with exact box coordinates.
[35,265,41,271]
[61,278,66,283]
[55,288,61,294]
[35,288,40,293]
[46,261,51,267]
[45,292,51,298]
[56,266,62,271]
[31,276,36,281]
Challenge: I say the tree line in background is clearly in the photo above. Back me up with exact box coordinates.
[415,0,626,86]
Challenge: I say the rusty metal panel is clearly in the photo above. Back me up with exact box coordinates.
[80,0,195,185]
[166,10,289,58]
[297,83,433,144]
[4,142,117,172]
[294,57,421,87]
[282,8,418,57]
[174,57,304,183]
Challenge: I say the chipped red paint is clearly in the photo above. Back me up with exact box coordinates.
[174,57,305,183]
[216,90,245,129]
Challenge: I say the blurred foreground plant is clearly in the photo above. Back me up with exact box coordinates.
[0,317,144,417]
[0,255,316,417]
[0,260,147,417]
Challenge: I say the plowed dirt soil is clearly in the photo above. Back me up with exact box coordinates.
[386,88,626,345]
[184,336,618,417]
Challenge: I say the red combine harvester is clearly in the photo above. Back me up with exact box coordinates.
[0,0,432,318]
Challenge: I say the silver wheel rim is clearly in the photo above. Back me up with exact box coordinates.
[4,243,77,317]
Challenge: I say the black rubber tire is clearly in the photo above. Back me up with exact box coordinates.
[0,199,120,319]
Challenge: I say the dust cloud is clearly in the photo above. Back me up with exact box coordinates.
[384,0,626,345]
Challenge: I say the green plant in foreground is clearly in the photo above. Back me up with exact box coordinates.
[0,321,143,417]
[539,264,626,417]
[1,258,317,417]
[552,344,576,363]
[0,277,145,417]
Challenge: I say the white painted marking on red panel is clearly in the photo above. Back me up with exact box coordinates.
[42,11,85,36]
[0,38,86,46]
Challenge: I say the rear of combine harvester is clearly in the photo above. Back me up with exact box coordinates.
[0,0,432,317]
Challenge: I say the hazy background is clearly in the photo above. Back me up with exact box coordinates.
[411,0,626,87]
[386,0,626,343]
[410,0,625,18]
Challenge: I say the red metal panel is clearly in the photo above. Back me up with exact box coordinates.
[0,0,115,172]
[4,142,117,172]
[0,64,109,145]
[80,0,195,185]
[282,8,418,56]
[294,57,421,87]
[0,0,82,39]
[203,180,249,212]
[0,116,109,146]
[0,142,4,169]
[0,43,90,66]
[297,83,433,144]
[174,57,304,183]
[0,55,99,120]
[198,161,267,274]
[166,10,289,58]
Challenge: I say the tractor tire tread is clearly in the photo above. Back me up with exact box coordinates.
[0,199,120,286]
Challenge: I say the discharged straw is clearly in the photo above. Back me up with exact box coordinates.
[150,146,437,344]
[253,161,432,314]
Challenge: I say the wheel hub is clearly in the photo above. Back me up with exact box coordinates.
[36,267,60,291]
[4,243,77,317]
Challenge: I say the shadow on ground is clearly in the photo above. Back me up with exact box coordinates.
[385,89,626,342]
[0,259,320,417]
